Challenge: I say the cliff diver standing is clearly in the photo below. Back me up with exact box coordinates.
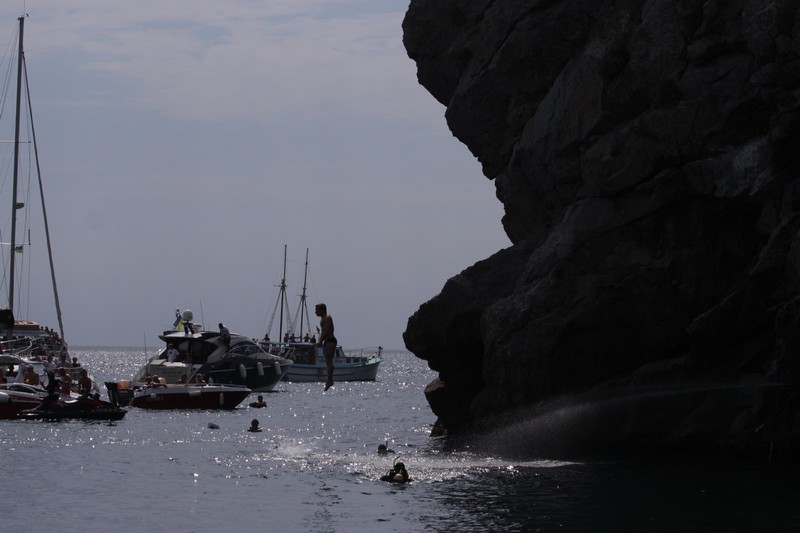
[315,303,336,391]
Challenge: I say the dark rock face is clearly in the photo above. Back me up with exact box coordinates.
[403,0,800,455]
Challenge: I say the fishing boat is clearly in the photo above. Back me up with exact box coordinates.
[123,310,292,394]
[270,341,383,382]
[0,17,68,360]
[129,382,252,410]
[261,247,383,382]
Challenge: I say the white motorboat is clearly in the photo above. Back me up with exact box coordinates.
[127,311,292,393]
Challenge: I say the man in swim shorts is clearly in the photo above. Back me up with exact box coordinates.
[315,303,336,391]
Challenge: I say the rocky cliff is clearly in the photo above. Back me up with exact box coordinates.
[402,0,800,456]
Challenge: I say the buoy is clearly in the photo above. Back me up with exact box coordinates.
[149,392,157,400]
[239,364,247,380]
[219,393,224,405]
[273,361,281,375]
[257,362,264,376]
[189,388,201,397]
[207,422,219,429]
[0,392,9,404]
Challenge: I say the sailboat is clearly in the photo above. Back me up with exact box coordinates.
[0,16,68,360]
[261,246,383,382]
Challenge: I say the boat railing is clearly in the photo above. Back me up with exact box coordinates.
[262,342,297,359]
[341,346,383,360]
[0,335,68,360]
[1,336,35,356]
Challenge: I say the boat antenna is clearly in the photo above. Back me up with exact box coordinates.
[24,52,66,342]
[8,16,24,313]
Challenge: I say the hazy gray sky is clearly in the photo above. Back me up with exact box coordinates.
[0,1,507,350]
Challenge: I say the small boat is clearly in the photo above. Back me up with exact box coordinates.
[0,383,45,418]
[16,391,126,421]
[0,353,47,385]
[261,246,383,383]
[129,382,252,410]
[269,341,383,382]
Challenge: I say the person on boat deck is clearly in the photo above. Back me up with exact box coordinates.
[151,375,166,387]
[219,323,231,348]
[176,374,188,384]
[247,419,262,432]
[77,369,93,396]
[23,366,40,385]
[59,371,71,395]
[166,344,179,363]
[58,354,69,368]
[195,373,206,385]
[71,356,81,368]
[44,370,60,407]
[315,303,336,391]
[249,395,267,408]
[44,355,56,371]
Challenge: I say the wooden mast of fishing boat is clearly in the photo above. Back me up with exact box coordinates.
[298,248,309,338]
[8,16,24,313]
[278,244,287,344]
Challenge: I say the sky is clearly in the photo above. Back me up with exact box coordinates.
[0,1,508,351]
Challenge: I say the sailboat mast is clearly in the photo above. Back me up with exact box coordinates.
[278,244,287,343]
[8,16,24,312]
[299,248,309,337]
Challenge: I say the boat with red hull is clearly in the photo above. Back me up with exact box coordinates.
[0,383,44,418]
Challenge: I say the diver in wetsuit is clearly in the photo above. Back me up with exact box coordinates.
[380,461,410,483]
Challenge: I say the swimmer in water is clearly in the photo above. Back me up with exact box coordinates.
[377,442,395,455]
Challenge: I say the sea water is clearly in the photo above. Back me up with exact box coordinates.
[0,348,798,532]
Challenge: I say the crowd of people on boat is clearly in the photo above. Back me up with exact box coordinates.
[279,332,317,343]
[0,352,95,398]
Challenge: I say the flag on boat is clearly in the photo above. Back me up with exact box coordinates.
[173,309,182,330]
[14,245,23,253]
